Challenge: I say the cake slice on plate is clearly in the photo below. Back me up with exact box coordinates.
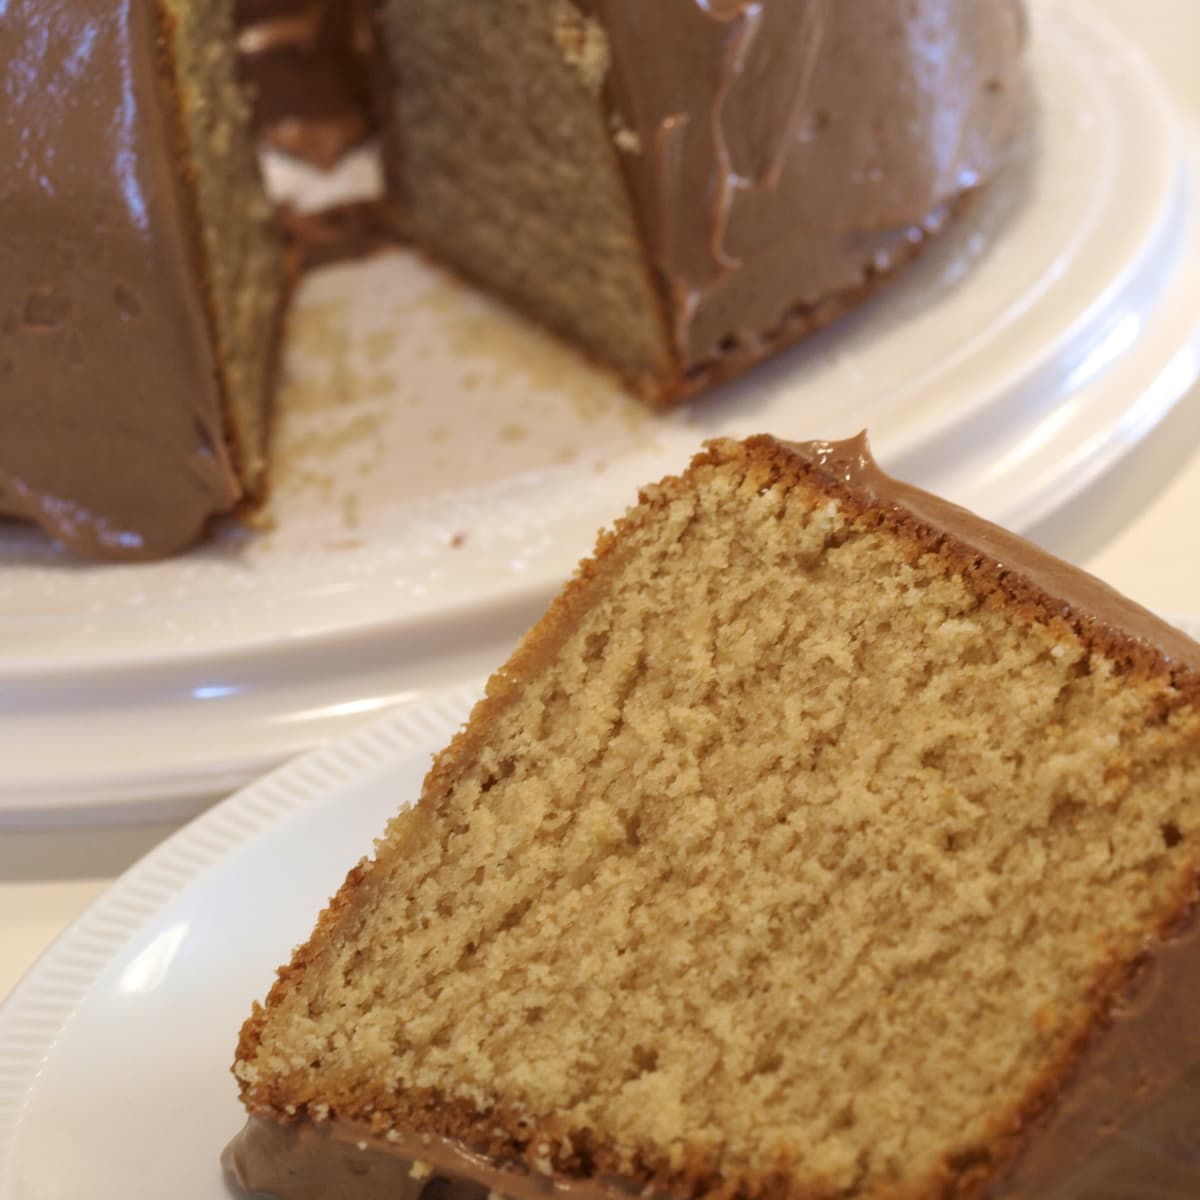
[227,435,1200,1199]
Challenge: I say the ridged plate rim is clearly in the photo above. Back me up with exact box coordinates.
[0,680,481,1194]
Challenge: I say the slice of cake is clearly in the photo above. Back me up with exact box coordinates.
[372,0,1026,403]
[227,434,1200,1199]
[0,0,286,559]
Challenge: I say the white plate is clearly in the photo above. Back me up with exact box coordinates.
[0,684,477,1200]
[5,0,1200,821]
[3,615,1199,1200]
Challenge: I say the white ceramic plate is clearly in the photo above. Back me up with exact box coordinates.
[3,614,1199,1200]
[0,684,478,1200]
[5,0,1200,821]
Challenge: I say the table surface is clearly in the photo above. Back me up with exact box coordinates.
[5,0,1200,1009]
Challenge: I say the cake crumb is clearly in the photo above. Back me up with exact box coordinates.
[410,1160,433,1180]
[363,328,399,364]
[552,3,610,93]
[613,126,642,154]
[242,506,277,533]
[450,531,468,548]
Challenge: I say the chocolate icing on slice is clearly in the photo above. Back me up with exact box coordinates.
[781,434,1200,675]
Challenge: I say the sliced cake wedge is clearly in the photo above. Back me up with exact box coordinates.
[0,0,286,559]
[228,434,1200,1199]
[370,1,1026,403]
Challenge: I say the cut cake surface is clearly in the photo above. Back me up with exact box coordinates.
[249,0,1028,405]
[229,434,1200,1199]
[372,0,1027,403]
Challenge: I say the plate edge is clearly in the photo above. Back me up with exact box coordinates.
[0,681,481,1182]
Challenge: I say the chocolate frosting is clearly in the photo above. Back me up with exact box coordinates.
[224,892,1200,1200]
[0,0,242,559]
[785,434,1200,674]
[224,1116,633,1200]
[1,1,1025,556]
[225,437,1200,1198]
[279,201,407,274]
[235,0,374,169]
[983,912,1200,1197]
[582,0,1026,368]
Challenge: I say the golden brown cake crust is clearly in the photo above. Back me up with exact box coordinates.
[414,433,1200,820]
[154,4,284,512]
[379,197,950,409]
[235,435,1200,1200]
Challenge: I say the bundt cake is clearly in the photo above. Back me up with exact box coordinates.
[0,0,286,559]
[372,0,1026,403]
[3,0,1025,559]
[227,434,1200,1199]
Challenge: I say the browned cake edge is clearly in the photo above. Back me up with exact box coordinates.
[156,2,288,517]
[368,196,954,411]
[647,213,951,409]
[233,435,1200,1200]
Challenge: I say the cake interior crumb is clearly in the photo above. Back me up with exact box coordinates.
[242,446,1200,1197]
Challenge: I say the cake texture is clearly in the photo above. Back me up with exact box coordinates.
[0,0,286,559]
[373,0,1027,403]
[228,435,1200,1199]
